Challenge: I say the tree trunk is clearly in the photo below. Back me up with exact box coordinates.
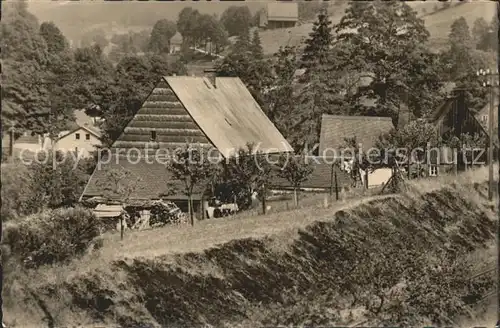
[0,220,3,327]
[201,193,205,220]
[261,185,267,215]
[293,187,298,207]
[9,127,14,157]
[51,137,56,170]
[188,195,194,226]
[407,148,411,180]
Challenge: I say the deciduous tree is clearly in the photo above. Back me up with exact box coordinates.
[219,143,273,211]
[167,144,219,225]
[177,7,201,48]
[220,5,252,37]
[277,154,313,206]
[334,1,443,119]
[375,119,440,178]
[1,2,50,130]
[148,19,177,54]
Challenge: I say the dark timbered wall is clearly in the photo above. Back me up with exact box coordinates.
[437,92,487,140]
[112,79,214,152]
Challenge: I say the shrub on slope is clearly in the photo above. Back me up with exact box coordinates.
[3,206,101,268]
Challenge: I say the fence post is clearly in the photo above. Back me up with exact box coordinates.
[188,198,194,226]
[120,216,124,241]
[330,163,334,201]
[335,171,339,201]
[262,184,267,215]
[201,193,205,220]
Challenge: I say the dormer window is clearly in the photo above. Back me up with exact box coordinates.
[150,130,157,142]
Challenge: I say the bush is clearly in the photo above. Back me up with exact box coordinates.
[28,152,91,209]
[2,206,101,268]
[1,152,93,221]
[1,163,34,221]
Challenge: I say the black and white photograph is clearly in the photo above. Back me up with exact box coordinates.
[0,0,499,327]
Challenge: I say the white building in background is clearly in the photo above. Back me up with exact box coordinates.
[49,125,102,157]
[43,109,103,157]
[12,132,44,153]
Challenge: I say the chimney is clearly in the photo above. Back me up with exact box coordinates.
[397,86,410,129]
[203,68,217,88]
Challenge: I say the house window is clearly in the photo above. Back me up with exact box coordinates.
[75,133,80,140]
[481,115,488,123]
[429,165,438,177]
[150,130,157,142]
[85,133,90,140]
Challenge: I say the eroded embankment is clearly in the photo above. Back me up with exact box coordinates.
[4,181,498,328]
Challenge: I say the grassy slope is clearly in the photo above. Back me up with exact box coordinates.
[3,166,498,327]
[420,2,497,50]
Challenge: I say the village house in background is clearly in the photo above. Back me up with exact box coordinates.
[80,72,294,217]
[42,109,103,158]
[44,125,102,158]
[431,90,490,139]
[429,89,497,173]
[259,2,298,30]
[475,90,499,129]
[3,131,44,156]
[2,110,102,159]
[169,31,182,54]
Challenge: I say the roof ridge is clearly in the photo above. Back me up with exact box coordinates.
[322,114,392,121]
[163,76,239,80]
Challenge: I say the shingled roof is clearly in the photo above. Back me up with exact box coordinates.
[270,156,352,190]
[80,153,205,202]
[81,75,292,202]
[319,115,394,155]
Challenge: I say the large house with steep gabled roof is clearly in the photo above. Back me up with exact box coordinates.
[80,75,293,212]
